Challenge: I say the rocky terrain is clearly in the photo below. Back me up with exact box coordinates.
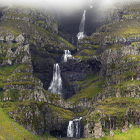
[1,1,140,140]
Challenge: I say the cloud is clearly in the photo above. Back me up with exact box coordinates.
[0,0,139,12]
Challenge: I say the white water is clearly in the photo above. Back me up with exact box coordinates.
[48,63,62,95]
[62,50,73,62]
[89,0,93,8]
[77,10,86,40]
[67,121,74,137]
[67,117,82,138]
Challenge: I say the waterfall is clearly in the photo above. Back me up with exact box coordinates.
[89,0,93,8]
[48,63,62,95]
[67,121,74,137]
[62,50,73,62]
[67,117,82,138]
[77,10,86,40]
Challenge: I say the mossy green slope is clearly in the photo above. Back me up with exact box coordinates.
[67,75,104,105]
[82,127,140,140]
[0,106,39,140]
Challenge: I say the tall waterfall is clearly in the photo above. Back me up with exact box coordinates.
[48,63,62,95]
[62,50,73,62]
[77,10,86,40]
[67,117,82,138]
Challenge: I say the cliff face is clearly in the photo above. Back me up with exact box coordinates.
[1,2,140,139]
[0,7,76,136]
[77,2,140,138]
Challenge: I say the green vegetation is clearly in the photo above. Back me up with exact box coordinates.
[58,36,75,50]
[8,89,20,101]
[131,42,140,47]
[49,104,75,122]
[0,19,21,36]
[0,65,18,75]
[92,97,140,116]
[84,97,140,127]
[0,91,4,101]
[0,106,40,140]
[113,80,140,89]
[108,43,122,50]
[0,65,33,88]
[11,42,18,48]
[0,101,59,140]
[82,44,99,49]
[96,127,140,140]
[0,65,19,88]
[115,71,137,81]
[123,14,135,19]
[122,25,140,37]
[79,49,96,56]
[124,55,140,62]
[37,20,45,24]
[67,75,104,104]
[81,127,140,140]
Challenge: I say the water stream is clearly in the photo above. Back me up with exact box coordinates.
[67,117,82,138]
[62,50,73,62]
[48,63,62,95]
[77,10,86,40]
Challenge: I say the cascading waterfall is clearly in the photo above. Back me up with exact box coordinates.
[67,117,82,138]
[48,63,62,95]
[77,10,86,40]
[62,50,73,62]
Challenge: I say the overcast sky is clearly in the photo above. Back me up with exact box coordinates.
[0,0,139,12]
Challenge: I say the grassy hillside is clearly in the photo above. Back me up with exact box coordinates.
[0,107,38,140]
[81,127,140,140]
[0,106,56,140]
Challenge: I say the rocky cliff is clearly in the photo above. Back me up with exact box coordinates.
[1,2,140,140]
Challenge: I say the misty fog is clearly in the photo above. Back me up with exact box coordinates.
[0,0,139,13]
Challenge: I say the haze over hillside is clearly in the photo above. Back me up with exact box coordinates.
[0,0,139,13]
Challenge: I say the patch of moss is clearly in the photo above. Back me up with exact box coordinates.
[108,43,123,50]
[8,89,20,101]
[82,44,99,49]
[0,65,19,75]
[82,49,96,55]
[113,80,140,89]
[49,104,75,122]
[95,127,140,140]
[115,71,137,81]
[124,55,140,62]
[74,55,94,61]
[0,19,21,36]
[3,42,8,48]
[0,91,4,101]
[131,42,140,47]
[0,64,33,88]
[93,97,140,116]
[37,20,45,24]
[58,36,75,50]
[10,42,18,48]
[67,76,104,105]
[123,14,136,19]
[0,105,41,140]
